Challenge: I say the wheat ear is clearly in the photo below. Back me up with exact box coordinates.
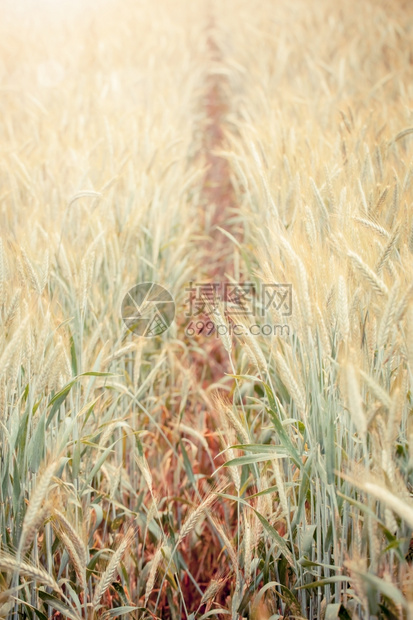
[92,525,135,607]
[144,545,163,605]
[0,552,62,594]
[18,461,58,559]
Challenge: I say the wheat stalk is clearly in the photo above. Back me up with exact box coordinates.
[337,275,350,340]
[92,525,136,607]
[348,250,388,296]
[200,573,226,607]
[18,462,58,559]
[353,216,390,239]
[0,552,62,594]
[275,351,306,414]
[144,545,163,605]
[52,508,87,570]
[177,491,218,545]
[344,362,367,436]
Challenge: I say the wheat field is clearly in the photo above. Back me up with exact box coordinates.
[1,0,413,618]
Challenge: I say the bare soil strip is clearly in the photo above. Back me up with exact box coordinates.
[186,13,242,388]
[200,18,238,280]
[173,14,241,615]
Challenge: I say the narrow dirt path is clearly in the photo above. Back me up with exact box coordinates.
[173,10,242,617]
[201,19,238,278]
[188,12,241,385]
